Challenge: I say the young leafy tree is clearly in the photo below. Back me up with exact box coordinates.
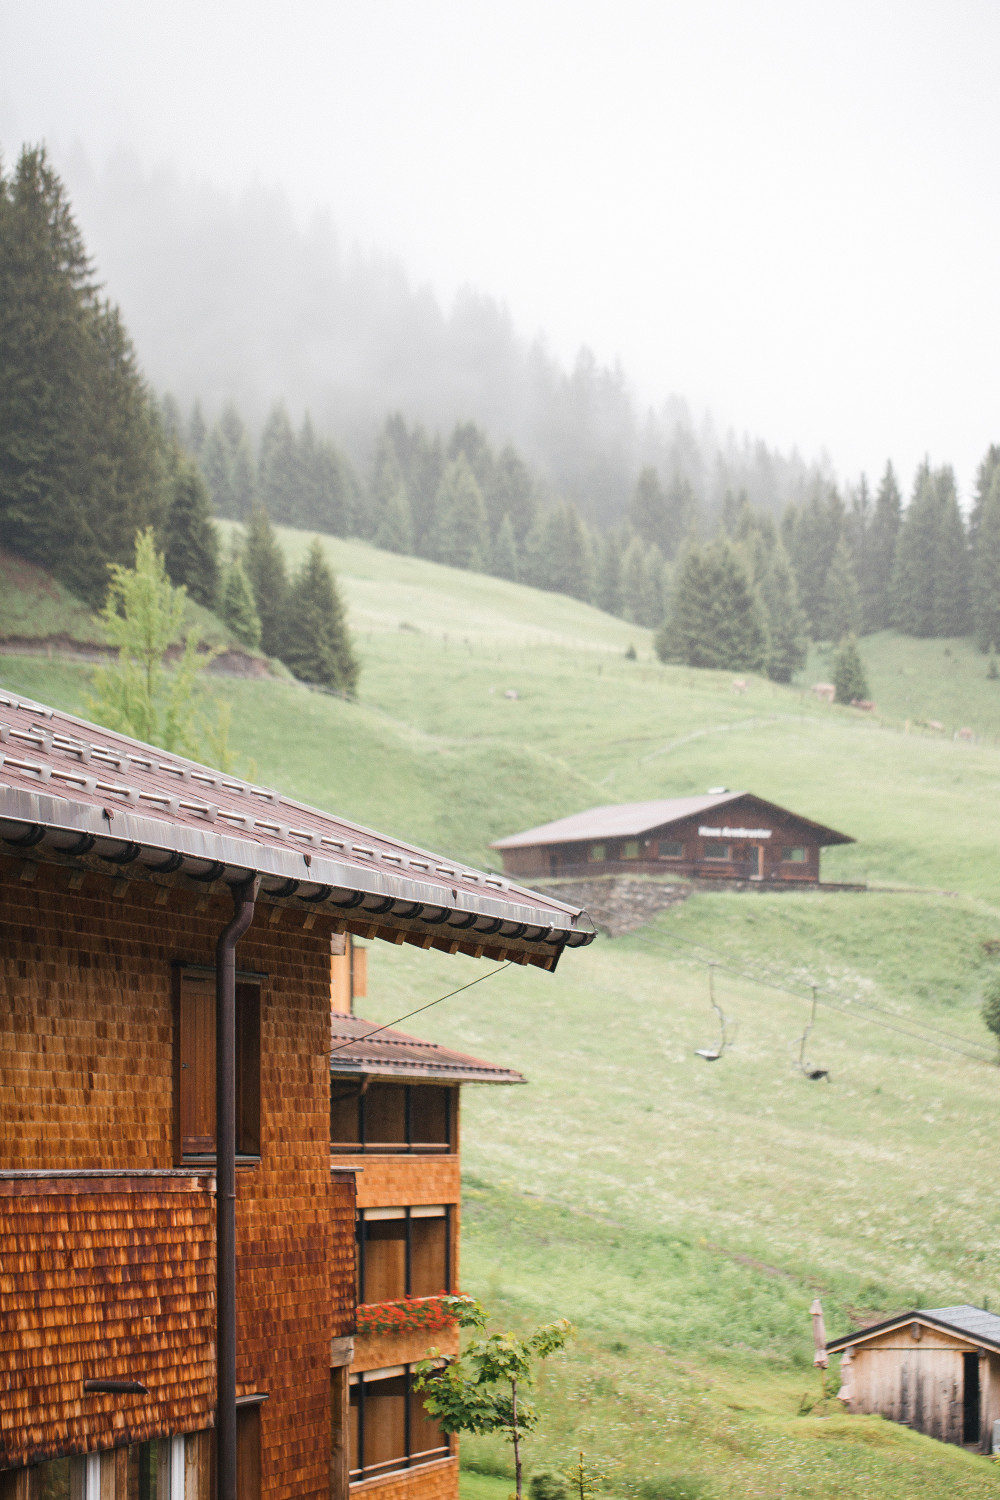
[220,557,262,650]
[162,451,220,609]
[414,1297,571,1500]
[832,634,870,704]
[243,505,288,658]
[429,455,489,570]
[282,539,359,694]
[981,975,1000,1063]
[88,528,209,755]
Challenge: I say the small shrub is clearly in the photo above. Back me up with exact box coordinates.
[988,652,998,680]
[530,1472,569,1500]
[981,976,1000,1060]
[625,643,637,660]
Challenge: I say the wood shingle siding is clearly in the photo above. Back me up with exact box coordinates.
[0,1173,215,1467]
[0,853,356,1494]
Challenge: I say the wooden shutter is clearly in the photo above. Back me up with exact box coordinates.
[178,975,215,1155]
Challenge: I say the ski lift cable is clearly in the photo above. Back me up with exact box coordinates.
[630,931,991,1063]
[633,926,989,1053]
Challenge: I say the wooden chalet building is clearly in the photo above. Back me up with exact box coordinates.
[491,792,854,884]
[0,690,593,1500]
[828,1305,1000,1451]
[327,942,523,1500]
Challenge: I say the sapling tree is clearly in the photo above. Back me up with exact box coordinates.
[88,527,215,756]
[414,1296,571,1500]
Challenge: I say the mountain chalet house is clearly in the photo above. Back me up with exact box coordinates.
[491,792,854,884]
[328,939,523,1497]
[0,691,593,1500]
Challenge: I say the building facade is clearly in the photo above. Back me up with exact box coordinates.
[492,792,854,885]
[328,940,523,1500]
[829,1306,1000,1452]
[0,691,593,1500]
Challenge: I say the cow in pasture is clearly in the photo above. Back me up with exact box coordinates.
[811,682,835,703]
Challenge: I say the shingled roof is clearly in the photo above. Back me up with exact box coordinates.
[827,1305,1000,1354]
[0,689,595,970]
[491,792,854,850]
[330,1014,524,1083]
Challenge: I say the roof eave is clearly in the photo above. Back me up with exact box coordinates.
[827,1312,1000,1354]
[329,1063,525,1084]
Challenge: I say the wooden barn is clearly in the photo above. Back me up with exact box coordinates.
[491,791,854,884]
[328,942,523,1500]
[828,1306,1000,1451]
[0,689,593,1500]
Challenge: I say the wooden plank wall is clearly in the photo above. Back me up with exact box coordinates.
[0,854,356,1498]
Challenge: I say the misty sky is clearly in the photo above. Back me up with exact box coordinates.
[2,0,998,498]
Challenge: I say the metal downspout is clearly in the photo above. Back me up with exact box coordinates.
[215,876,259,1500]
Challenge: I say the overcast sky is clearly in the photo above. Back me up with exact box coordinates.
[2,0,998,498]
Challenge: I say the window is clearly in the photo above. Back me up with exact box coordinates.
[782,846,807,863]
[330,1082,454,1153]
[176,970,260,1159]
[658,840,683,859]
[588,843,606,862]
[349,1367,449,1481]
[357,1206,451,1303]
[702,843,730,861]
[0,1440,192,1500]
[621,840,640,859]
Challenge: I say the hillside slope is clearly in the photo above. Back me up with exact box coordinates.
[4,534,1000,1497]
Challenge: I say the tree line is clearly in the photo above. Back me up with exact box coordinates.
[0,146,358,697]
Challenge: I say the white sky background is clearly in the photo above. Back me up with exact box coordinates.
[2,0,998,498]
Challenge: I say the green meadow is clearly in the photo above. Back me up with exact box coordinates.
[5,530,1000,1496]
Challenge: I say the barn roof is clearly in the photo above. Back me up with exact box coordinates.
[0,688,595,969]
[827,1305,1000,1354]
[490,792,854,850]
[330,1013,524,1084]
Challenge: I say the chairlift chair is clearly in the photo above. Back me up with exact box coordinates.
[795,989,830,1081]
[695,965,737,1061]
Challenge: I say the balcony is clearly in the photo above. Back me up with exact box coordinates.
[0,1170,216,1470]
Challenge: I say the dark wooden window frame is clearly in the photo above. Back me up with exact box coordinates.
[330,1081,454,1155]
[349,1365,450,1482]
[356,1205,453,1304]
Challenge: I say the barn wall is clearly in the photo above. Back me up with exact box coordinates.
[0,853,355,1498]
[847,1327,983,1447]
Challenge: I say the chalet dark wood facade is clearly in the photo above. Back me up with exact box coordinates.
[491,792,854,885]
[0,691,593,1500]
[328,939,524,1500]
[828,1306,1000,1452]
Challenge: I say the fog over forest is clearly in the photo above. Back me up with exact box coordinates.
[62,150,829,529]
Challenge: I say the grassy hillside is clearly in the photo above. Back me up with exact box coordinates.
[5,533,1000,1496]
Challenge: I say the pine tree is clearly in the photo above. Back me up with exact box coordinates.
[863,463,902,631]
[821,534,861,641]
[832,634,870,704]
[538,503,594,602]
[187,400,207,458]
[973,468,1000,652]
[488,513,519,580]
[428,455,489,570]
[282,539,359,694]
[243,505,288,658]
[258,403,298,523]
[970,444,1000,551]
[0,146,166,602]
[760,541,809,683]
[162,451,220,609]
[374,483,414,554]
[314,437,355,536]
[620,537,648,624]
[160,393,183,442]
[664,476,698,559]
[782,484,846,637]
[446,421,494,493]
[655,537,767,672]
[594,529,623,615]
[629,468,669,553]
[933,466,969,636]
[641,544,666,627]
[220,558,262,649]
[407,426,445,556]
[485,445,536,543]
